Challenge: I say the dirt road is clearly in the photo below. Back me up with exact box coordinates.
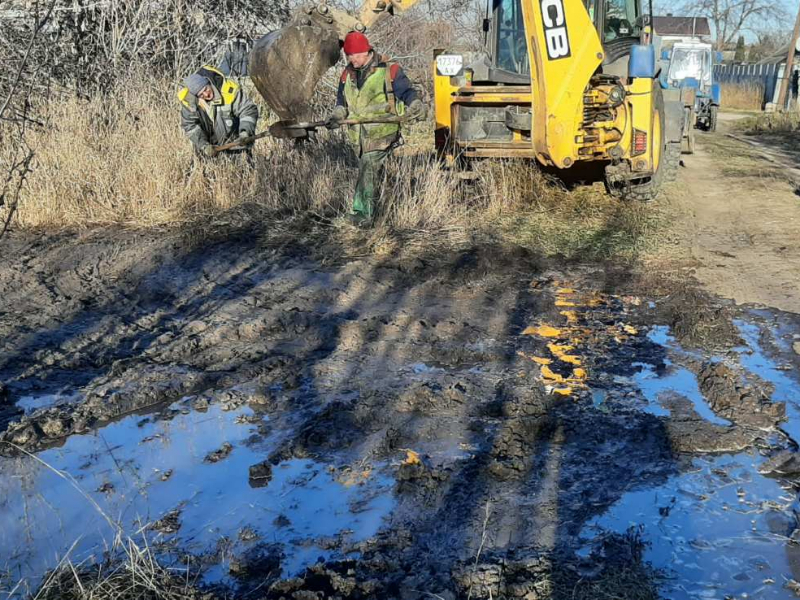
[672,114,800,313]
[2,122,800,600]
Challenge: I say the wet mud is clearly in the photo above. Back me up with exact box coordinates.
[2,231,800,599]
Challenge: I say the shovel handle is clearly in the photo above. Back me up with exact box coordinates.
[211,130,272,155]
[341,116,407,126]
[213,116,409,151]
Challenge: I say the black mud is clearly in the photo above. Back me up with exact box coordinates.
[1,230,800,599]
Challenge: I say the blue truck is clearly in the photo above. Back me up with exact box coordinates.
[662,42,721,154]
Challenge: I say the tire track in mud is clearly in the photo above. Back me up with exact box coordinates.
[1,232,799,599]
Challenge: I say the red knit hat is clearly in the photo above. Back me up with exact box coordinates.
[343,31,372,55]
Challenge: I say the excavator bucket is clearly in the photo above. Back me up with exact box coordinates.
[249,11,343,122]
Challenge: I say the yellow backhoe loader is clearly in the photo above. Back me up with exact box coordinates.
[433,0,682,200]
[249,0,682,201]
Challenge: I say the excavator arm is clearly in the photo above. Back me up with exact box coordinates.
[249,0,421,121]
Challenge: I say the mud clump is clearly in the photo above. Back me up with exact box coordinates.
[204,442,233,463]
[3,410,89,453]
[396,381,468,415]
[238,526,259,542]
[266,561,379,599]
[228,544,282,580]
[0,366,220,455]
[493,381,552,419]
[248,460,273,488]
[655,286,741,350]
[759,450,800,478]
[453,556,551,599]
[396,454,450,502]
[489,417,556,480]
[150,509,182,534]
[660,394,764,453]
[698,361,784,429]
[452,536,659,600]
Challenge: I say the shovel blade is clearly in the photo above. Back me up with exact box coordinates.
[268,121,314,139]
[249,12,342,122]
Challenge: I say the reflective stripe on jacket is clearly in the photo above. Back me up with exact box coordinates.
[177,65,258,150]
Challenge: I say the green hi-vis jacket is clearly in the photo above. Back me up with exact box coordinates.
[341,61,407,154]
[178,66,258,151]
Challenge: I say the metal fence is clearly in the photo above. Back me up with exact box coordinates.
[713,62,798,109]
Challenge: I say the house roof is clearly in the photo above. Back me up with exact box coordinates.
[756,45,800,65]
[654,16,711,37]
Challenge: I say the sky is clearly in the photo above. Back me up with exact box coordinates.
[653,0,798,42]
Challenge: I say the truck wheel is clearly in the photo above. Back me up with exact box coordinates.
[709,106,718,132]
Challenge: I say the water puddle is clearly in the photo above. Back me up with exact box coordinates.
[583,452,800,599]
[736,319,800,443]
[620,325,729,425]
[648,325,675,348]
[410,362,446,375]
[585,317,800,599]
[15,393,76,415]
[0,400,395,595]
[633,359,731,426]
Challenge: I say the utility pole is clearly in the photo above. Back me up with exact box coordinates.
[777,2,800,111]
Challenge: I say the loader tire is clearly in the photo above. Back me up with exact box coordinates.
[625,84,679,202]
[687,126,696,155]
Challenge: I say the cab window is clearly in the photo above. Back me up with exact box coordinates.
[494,0,529,74]
[669,48,712,85]
[603,0,640,41]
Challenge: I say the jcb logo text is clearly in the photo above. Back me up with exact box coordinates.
[540,0,571,60]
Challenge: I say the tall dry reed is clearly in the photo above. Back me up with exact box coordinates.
[720,82,764,111]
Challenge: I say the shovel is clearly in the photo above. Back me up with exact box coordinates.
[210,116,407,153]
[210,131,274,155]
[268,115,407,139]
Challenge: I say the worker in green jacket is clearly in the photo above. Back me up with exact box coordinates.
[327,31,427,225]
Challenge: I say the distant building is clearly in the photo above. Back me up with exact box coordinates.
[756,41,800,66]
[654,15,712,46]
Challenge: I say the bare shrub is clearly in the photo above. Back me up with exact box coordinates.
[0,0,290,95]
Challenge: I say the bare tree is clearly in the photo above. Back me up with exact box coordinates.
[747,28,792,62]
[676,0,787,51]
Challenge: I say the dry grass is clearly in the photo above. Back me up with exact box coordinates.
[1,78,666,261]
[736,110,800,133]
[720,82,764,111]
[34,538,201,600]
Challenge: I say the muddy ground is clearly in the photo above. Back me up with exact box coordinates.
[3,123,800,600]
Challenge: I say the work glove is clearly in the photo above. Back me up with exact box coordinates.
[326,105,348,130]
[406,99,427,122]
[202,144,216,158]
[238,131,253,147]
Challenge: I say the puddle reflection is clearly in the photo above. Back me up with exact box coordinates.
[0,401,394,595]
[584,452,800,599]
